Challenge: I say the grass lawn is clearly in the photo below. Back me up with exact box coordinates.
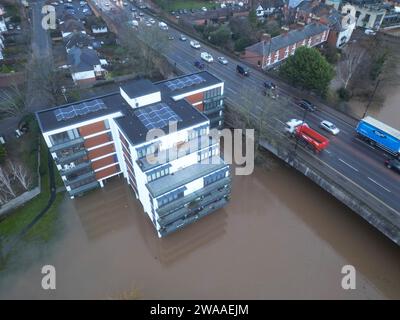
[0,138,64,246]
[155,0,216,11]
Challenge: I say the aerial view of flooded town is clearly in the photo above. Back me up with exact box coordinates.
[0,0,399,302]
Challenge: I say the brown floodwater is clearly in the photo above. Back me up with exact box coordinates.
[0,152,399,299]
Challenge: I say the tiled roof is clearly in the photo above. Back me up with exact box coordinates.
[245,23,329,55]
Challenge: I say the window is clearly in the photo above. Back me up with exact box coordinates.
[136,142,158,159]
[203,168,228,186]
[188,125,208,140]
[147,164,170,182]
[50,128,80,145]
[204,87,222,100]
[157,186,187,207]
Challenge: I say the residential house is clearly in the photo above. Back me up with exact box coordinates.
[91,25,108,34]
[243,23,329,69]
[67,47,106,84]
[35,71,230,238]
[64,31,94,53]
[346,0,386,29]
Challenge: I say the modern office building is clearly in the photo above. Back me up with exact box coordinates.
[36,71,230,237]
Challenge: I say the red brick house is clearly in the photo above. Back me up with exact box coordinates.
[243,23,329,69]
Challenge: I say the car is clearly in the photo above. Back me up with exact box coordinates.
[264,81,276,90]
[320,120,340,135]
[139,5,146,9]
[385,158,400,173]
[168,34,174,40]
[171,11,176,15]
[175,15,180,19]
[190,40,201,49]
[298,99,317,112]
[365,29,376,36]
[201,7,207,11]
[217,56,228,65]
[183,9,188,14]
[201,52,213,63]
[179,34,187,41]
[194,60,205,69]
[145,21,152,27]
[236,64,249,76]
[139,12,144,16]
[149,18,155,24]
[131,7,136,11]
[123,2,128,5]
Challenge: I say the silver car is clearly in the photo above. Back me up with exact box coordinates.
[320,120,340,135]
[218,57,228,65]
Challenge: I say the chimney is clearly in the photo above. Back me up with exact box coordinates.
[281,26,290,35]
[261,33,271,43]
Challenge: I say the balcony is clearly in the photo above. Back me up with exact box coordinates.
[158,197,229,237]
[137,136,218,172]
[158,185,231,227]
[49,137,84,153]
[203,104,224,116]
[146,156,228,198]
[65,171,95,186]
[56,149,87,165]
[69,181,100,197]
[203,95,224,103]
[157,176,231,217]
[60,161,91,176]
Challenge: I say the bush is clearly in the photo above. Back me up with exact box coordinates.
[234,37,253,52]
[209,26,231,46]
[337,87,351,101]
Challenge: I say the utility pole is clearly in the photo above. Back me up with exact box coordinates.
[363,78,381,118]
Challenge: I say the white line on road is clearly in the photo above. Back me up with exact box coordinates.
[324,150,332,154]
[339,158,359,172]
[368,177,392,193]
[227,88,237,94]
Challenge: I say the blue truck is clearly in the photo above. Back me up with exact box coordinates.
[356,116,400,157]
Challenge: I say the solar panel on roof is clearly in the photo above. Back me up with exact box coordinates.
[54,99,107,121]
[134,103,182,130]
[165,74,206,91]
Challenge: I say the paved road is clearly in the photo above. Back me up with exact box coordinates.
[83,2,400,214]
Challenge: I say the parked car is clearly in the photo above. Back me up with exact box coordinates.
[320,120,340,135]
[298,99,317,112]
[365,29,376,36]
[201,7,207,12]
[168,34,174,40]
[385,158,400,173]
[194,60,205,69]
[217,56,228,65]
[236,64,249,76]
[201,52,213,63]
[0,136,5,145]
[149,18,156,24]
[264,81,276,90]
[190,40,201,49]
[179,34,187,41]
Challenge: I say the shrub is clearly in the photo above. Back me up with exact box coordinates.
[337,87,351,101]
[234,37,253,52]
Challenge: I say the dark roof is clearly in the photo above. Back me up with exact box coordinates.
[64,32,94,51]
[120,79,158,99]
[67,47,100,73]
[246,23,329,55]
[60,18,85,33]
[155,71,223,97]
[36,72,218,145]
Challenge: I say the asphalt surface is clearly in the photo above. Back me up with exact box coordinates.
[95,1,400,215]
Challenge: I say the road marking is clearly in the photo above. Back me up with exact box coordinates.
[339,158,359,172]
[325,150,332,154]
[368,177,392,193]
[227,88,237,94]
[273,117,286,125]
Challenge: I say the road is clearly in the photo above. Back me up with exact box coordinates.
[76,2,400,215]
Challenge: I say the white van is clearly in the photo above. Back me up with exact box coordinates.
[158,22,168,30]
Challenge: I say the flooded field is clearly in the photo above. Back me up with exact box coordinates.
[0,158,399,299]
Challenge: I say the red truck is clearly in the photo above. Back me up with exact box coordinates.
[295,124,329,152]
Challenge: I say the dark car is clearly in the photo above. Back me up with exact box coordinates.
[385,158,400,173]
[236,65,249,76]
[298,99,317,112]
[194,61,205,69]
[264,81,276,90]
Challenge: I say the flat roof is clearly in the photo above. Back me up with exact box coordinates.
[147,156,228,198]
[36,71,222,143]
[362,116,400,140]
[155,71,223,97]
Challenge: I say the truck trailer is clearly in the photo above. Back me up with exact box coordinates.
[356,116,400,157]
[295,124,329,153]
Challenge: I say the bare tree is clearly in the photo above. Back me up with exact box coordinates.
[0,166,15,198]
[8,160,32,191]
[0,82,27,117]
[337,44,366,89]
